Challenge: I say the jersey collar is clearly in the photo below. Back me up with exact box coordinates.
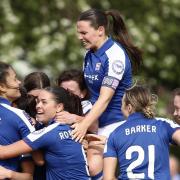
[93,37,114,57]
[127,112,146,121]
[0,97,11,105]
[48,119,55,125]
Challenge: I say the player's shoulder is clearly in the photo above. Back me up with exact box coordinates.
[27,122,60,141]
[0,103,19,113]
[110,120,127,136]
[105,41,125,59]
[155,117,180,128]
[0,103,25,119]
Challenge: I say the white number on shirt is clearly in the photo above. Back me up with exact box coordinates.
[126,145,155,179]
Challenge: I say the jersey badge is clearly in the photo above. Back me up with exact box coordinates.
[95,63,101,71]
[112,60,124,75]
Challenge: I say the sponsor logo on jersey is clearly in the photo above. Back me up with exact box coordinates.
[112,60,124,75]
[84,74,99,81]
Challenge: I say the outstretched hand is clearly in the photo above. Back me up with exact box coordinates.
[71,121,89,143]
[55,111,76,125]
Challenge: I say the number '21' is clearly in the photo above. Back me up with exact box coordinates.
[126,145,155,179]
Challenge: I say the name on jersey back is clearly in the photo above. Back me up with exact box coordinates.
[59,130,72,140]
[125,125,156,135]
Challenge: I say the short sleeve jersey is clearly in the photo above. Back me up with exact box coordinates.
[83,37,132,127]
[81,100,92,115]
[24,122,90,180]
[104,112,180,180]
[0,97,35,170]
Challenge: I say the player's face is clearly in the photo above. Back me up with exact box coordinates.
[60,80,84,98]
[36,90,62,125]
[173,95,180,125]
[77,20,104,51]
[0,68,21,102]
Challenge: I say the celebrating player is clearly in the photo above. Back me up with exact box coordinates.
[103,85,180,180]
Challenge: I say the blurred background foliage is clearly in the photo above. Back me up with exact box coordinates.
[0,0,179,118]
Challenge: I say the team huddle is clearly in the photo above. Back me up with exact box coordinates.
[0,8,180,180]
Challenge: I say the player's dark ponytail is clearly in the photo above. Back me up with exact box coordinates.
[78,9,143,73]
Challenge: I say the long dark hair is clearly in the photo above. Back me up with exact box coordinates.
[13,88,37,118]
[78,9,142,72]
[13,72,50,116]
[23,72,50,92]
[57,69,85,92]
[45,86,83,116]
[57,69,89,99]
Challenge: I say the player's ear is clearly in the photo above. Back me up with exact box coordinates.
[0,83,7,93]
[127,104,134,114]
[98,26,105,36]
[56,103,64,113]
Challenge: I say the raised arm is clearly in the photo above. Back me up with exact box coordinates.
[0,140,32,159]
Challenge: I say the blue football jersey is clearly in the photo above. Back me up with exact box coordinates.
[24,122,90,180]
[0,97,35,170]
[83,37,132,127]
[104,112,180,180]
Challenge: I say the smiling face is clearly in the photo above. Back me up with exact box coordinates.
[36,90,63,125]
[0,67,21,102]
[77,20,106,51]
